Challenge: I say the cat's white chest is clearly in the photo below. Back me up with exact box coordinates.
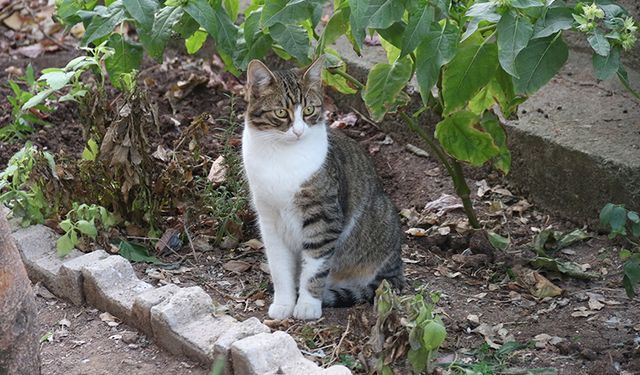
[242,123,328,237]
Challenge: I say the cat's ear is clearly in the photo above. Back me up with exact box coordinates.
[247,60,275,97]
[302,56,324,89]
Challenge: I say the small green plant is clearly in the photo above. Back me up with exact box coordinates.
[443,341,546,375]
[600,203,640,297]
[370,280,446,374]
[0,143,55,226]
[1,65,52,141]
[57,203,117,256]
[201,98,248,243]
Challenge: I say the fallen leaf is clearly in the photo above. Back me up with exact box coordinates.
[244,238,264,250]
[437,226,451,236]
[16,43,45,58]
[3,12,26,31]
[467,314,480,326]
[155,228,182,255]
[510,199,532,213]
[405,143,430,158]
[424,194,463,217]
[476,179,490,198]
[330,112,358,129]
[223,260,251,273]
[405,227,428,237]
[533,333,564,348]
[513,266,563,298]
[472,323,514,349]
[99,312,120,327]
[571,306,598,317]
[586,292,605,310]
[152,145,172,162]
[207,155,226,186]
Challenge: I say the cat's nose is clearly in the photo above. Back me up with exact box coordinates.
[293,128,304,138]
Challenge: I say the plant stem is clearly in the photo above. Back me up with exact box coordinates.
[329,67,365,90]
[400,111,480,229]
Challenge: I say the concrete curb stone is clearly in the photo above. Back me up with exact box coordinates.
[58,249,110,305]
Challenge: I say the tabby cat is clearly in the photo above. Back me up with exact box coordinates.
[242,58,404,320]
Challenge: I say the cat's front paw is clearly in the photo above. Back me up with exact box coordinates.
[293,300,322,320]
[268,303,295,320]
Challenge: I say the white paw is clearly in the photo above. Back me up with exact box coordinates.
[268,303,294,320]
[293,300,322,320]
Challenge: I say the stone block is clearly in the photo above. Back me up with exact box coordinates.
[150,286,237,364]
[213,317,271,375]
[81,255,153,325]
[12,224,82,296]
[58,249,110,305]
[231,331,306,375]
[132,283,180,336]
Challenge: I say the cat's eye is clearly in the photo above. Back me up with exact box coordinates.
[303,106,316,116]
[274,109,288,118]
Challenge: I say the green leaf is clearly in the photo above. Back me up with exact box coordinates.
[76,219,98,238]
[269,22,310,63]
[513,33,568,95]
[599,203,615,225]
[222,0,239,21]
[480,112,511,173]
[623,256,640,297]
[118,240,162,264]
[40,71,74,90]
[609,205,628,233]
[435,111,499,166]
[243,9,262,46]
[592,47,620,80]
[588,29,610,56]
[488,231,510,251]
[422,320,446,350]
[556,228,590,249]
[139,6,184,61]
[497,12,534,78]
[59,219,73,233]
[56,232,75,257]
[122,0,159,31]
[442,42,498,114]
[82,139,99,160]
[380,36,400,62]
[400,2,434,57]
[105,34,143,90]
[531,257,598,279]
[616,65,640,100]
[185,29,208,54]
[628,211,640,224]
[362,57,413,122]
[318,6,349,50]
[414,22,459,105]
[261,0,314,27]
[184,0,238,55]
[348,0,405,49]
[511,0,543,8]
[81,0,126,46]
[22,89,54,110]
[532,7,573,39]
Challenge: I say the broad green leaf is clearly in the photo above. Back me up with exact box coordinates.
[269,22,310,62]
[617,66,640,100]
[123,0,159,31]
[628,211,640,223]
[348,0,405,49]
[497,12,534,78]
[380,36,400,62]
[415,22,459,105]
[556,228,590,249]
[76,219,98,237]
[599,203,615,225]
[407,348,430,373]
[22,89,54,110]
[623,255,640,297]
[236,34,273,71]
[322,48,357,94]
[442,42,498,114]
[223,0,240,21]
[480,112,511,173]
[318,7,349,50]
[261,0,314,27]
[592,47,620,80]
[465,2,498,21]
[588,29,610,56]
[184,0,237,55]
[532,7,573,39]
[82,139,99,160]
[488,231,510,250]
[185,29,208,54]
[513,33,568,95]
[173,12,200,38]
[531,257,598,279]
[435,111,499,166]
[400,2,434,57]
[118,240,162,264]
[81,0,126,46]
[40,71,74,90]
[56,232,75,257]
[362,57,413,122]
[139,6,184,61]
[59,219,73,232]
[105,34,143,90]
[243,10,262,46]
[609,205,628,233]
[511,0,544,8]
[422,320,446,350]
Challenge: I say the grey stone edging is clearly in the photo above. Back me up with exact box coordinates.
[10,223,351,375]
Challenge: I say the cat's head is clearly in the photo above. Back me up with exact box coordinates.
[245,58,324,142]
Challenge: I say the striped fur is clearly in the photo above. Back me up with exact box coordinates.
[242,59,404,320]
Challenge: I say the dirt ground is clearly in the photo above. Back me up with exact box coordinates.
[2,19,640,375]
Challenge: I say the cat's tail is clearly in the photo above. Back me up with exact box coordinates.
[323,259,405,308]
